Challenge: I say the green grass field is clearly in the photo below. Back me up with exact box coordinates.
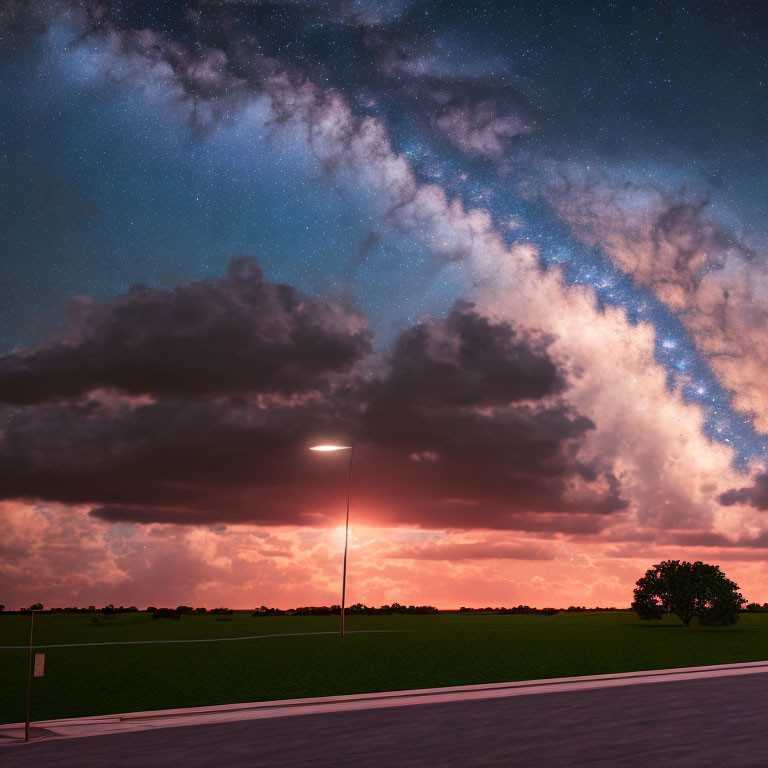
[2,611,768,725]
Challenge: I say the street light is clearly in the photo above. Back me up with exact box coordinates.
[309,443,354,638]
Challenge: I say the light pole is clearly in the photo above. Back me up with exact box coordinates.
[309,443,354,638]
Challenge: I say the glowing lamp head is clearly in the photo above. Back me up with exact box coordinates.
[310,445,351,452]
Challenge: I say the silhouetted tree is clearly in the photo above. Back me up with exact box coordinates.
[632,560,745,630]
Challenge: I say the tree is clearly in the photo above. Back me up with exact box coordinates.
[632,560,745,630]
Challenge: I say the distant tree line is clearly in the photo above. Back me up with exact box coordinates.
[0,604,142,614]
[3,597,767,618]
[0,604,234,617]
[457,605,628,615]
[153,606,234,615]
[91,604,140,614]
[252,603,439,616]
[150,606,234,619]
[1,603,627,615]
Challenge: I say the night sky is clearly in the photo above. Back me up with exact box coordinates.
[1,0,767,609]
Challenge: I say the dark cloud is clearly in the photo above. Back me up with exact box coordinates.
[667,529,768,550]
[0,386,357,524]
[347,302,625,527]
[0,269,624,530]
[719,474,768,511]
[0,256,371,404]
[373,299,563,408]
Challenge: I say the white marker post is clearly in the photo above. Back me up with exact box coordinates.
[24,611,45,741]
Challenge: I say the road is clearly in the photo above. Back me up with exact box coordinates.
[3,672,767,767]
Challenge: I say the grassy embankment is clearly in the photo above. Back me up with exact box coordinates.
[2,610,768,724]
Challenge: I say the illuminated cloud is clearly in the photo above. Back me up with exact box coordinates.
[370,27,533,159]
[387,540,556,561]
[546,168,768,433]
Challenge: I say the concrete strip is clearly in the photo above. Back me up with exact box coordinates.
[3,658,768,745]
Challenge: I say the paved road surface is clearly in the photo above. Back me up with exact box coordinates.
[3,673,767,767]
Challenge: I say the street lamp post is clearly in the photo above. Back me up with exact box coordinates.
[309,443,354,638]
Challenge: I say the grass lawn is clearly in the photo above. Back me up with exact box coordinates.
[2,610,768,725]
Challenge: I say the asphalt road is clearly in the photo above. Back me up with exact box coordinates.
[4,673,767,767]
